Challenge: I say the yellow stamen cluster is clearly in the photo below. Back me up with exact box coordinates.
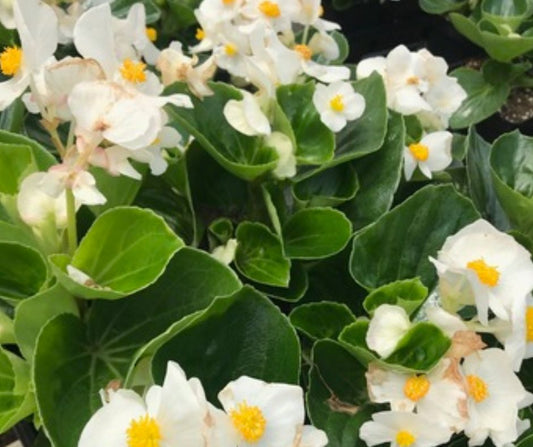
[467,259,500,287]
[230,401,266,443]
[466,374,489,403]
[259,1,281,18]
[222,0,234,4]
[294,44,312,60]
[329,94,345,112]
[403,375,430,402]
[396,430,416,447]
[224,43,238,56]
[145,27,157,42]
[120,59,147,84]
[126,415,162,447]
[526,307,533,342]
[0,46,22,76]
[406,76,420,85]
[408,143,429,162]
[196,28,206,41]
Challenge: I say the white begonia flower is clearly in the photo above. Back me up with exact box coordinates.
[294,43,350,84]
[197,0,244,25]
[78,361,228,447]
[425,306,468,337]
[0,0,14,29]
[461,348,533,447]
[0,0,58,111]
[17,172,69,229]
[291,0,340,31]
[212,24,251,78]
[157,41,216,97]
[403,131,453,180]
[212,238,238,265]
[218,375,327,447]
[360,411,453,447]
[312,81,365,132]
[240,0,296,33]
[429,219,533,325]
[366,359,467,432]
[366,305,412,358]
[266,132,296,179]
[223,90,271,136]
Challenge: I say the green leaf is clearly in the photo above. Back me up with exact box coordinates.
[363,278,428,317]
[307,340,374,447]
[450,67,509,129]
[490,131,533,240]
[111,0,161,23]
[0,143,34,194]
[152,287,300,403]
[0,349,34,433]
[0,242,47,303]
[165,82,278,181]
[254,262,308,302]
[276,82,335,164]
[0,130,55,170]
[293,164,359,207]
[208,217,234,246]
[342,111,404,229]
[419,0,467,14]
[339,319,451,372]
[283,208,352,260]
[51,207,183,299]
[290,302,356,340]
[0,221,40,250]
[166,0,199,27]
[34,248,241,447]
[350,185,480,289]
[14,282,78,361]
[481,0,529,31]
[235,221,291,287]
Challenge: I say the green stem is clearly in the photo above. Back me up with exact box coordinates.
[302,25,310,45]
[66,188,77,256]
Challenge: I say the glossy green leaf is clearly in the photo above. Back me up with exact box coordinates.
[152,287,300,403]
[342,111,404,229]
[350,185,480,289]
[0,309,14,344]
[307,340,374,447]
[208,217,234,246]
[363,278,428,317]
[276,82,335,164]
[490,131,533,240]
[0,349,34,433]
[166,0,199,27]
[283,208,352,260]
[34,248,241,447]
[293,164,359,207]
[52,207,183,299]
[165,82,278,181]
[419,0,467,13]
[0,130,55,170]
[14,282,78,361]
[0,242,47,303]
[111,0,161,23]
[0,143,33,194]
[254,262,308,302]
[235,222,291,287]
[481,0,529,31]
[290,302,356,340]
[0,221,40,250]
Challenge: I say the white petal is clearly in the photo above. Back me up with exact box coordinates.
[366,305,411,358]
[356,56,386,79]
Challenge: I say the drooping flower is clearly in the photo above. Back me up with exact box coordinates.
[366,305,412,358]
[212,238,238,265]
[223,89,271,136]
[266,131,297,179]
[312,81,365,132]
[403,131,452,180]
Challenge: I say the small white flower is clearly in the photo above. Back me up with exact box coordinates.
[430,219,533,325]
[218,375,327,447]
[461,348,533,447]
[223,90,271,136]
[312,81,365,132]
[403,131,452,180]
[266,131,296,179]
[366,304,412,358]
[360,411,453,447]
[212,238,238,265]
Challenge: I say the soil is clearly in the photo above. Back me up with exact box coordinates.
[501,88,533,124]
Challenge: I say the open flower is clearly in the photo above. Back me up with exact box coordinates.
[403,131,452,180]
[366,304,412,358]
[312,81,365,132]
[430,219,533,325]
[218,375,327,447]
[360,411,453,447]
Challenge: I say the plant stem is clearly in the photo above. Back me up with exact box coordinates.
[66,188,77,256]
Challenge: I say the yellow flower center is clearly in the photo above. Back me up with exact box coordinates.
[294,44,312,60]
[406,76,420,85]
[0,46,22,76]
[259,1,281,17]
[145,27,157,42]
[526,307,533,342]
[126,415,162,447]
[396,430,416,447]
[403,375,430,401]
[466,374,489,403]
[408,143,429,161]
[330,94,344,112]
[224,43,238,56]
[230,401,266,443]
[222,0,234,4]
[467,259,499,287]
[120,58,147,84]
[196,28,206,40]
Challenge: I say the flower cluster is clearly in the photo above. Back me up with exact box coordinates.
[79,361,327,447]
[357,45,467,181]
[359,219,533,447]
